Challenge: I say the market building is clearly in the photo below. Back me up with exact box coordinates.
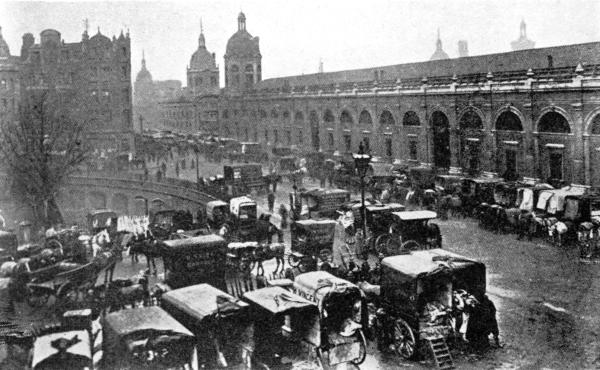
[0,26,20,129]
[161,15,600,186]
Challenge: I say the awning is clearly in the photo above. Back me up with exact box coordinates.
[545,143,565,149]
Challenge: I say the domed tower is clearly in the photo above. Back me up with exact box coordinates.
[187,20,219,96]
[430,29,449,61]
[134,50,155,107]
[224,12,261,92]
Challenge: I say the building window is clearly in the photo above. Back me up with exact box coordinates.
[264,129,269,143]
[328,133,334,148]
[363,137,370,152]
[122,47,127,57]
[274,129,279,143]
[223,110,229,119]
[211,76,217,86]
[343,134,352,152]
[298,130,303,144]
[122,88,129,104]
[409,140,418,160]
[286,130,292,145]
[385,137,393,157]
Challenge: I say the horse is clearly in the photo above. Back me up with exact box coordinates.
[253,242,286,276]
[129,236,160,275]
[91,229,111,257]
[546,218,569,247]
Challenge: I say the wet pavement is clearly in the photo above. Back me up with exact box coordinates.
[2,154,600,369]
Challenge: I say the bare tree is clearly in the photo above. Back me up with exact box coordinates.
[0,87,90,228]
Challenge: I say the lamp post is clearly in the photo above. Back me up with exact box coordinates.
[193,144,200,190]
[353,141,371,235]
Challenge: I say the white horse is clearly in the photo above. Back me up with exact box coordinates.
[91,229,111,257]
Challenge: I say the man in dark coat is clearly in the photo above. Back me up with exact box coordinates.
[467,294,501,348]
[267,191,275,212]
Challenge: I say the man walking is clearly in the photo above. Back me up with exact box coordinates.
[268,191,275,212]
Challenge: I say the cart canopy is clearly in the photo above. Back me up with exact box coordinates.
[391,210,437,221]
[160,234,226,254]
[104,306,193,339]
[207,200,228,214]
[381,249,484,281]
[546,186,588,214]
[227,241,258,250]
[293,271,361,304]
[162,283,248,321]
[230,196,256,215]
[366,203,406,214]
[243,286,316,315]
[32,330,91,369]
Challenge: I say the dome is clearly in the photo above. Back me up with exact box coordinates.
[0,27,10,58]
[226,31,260,58]
[225,12,260,58]
[89,29,111,45]
[190,43,215,70]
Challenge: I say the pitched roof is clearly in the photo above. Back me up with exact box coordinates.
[256,41,600,90]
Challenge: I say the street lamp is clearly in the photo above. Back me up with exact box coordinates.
[193,144,200,190]
[353,141,371,235]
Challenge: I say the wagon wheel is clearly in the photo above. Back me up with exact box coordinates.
[45,239,64,256]
[374,234,392,256]
[393,318,416,359]
[400,240,421,252]
[287,254,300,268]
[56,282,80,310]
[351,329,368,365]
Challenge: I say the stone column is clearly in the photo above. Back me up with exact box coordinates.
[583,135,590,185]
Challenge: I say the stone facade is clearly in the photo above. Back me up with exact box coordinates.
[19,28,135,154]
[224,12,261,92]
[0,27,19,129]
[158,15,600,186]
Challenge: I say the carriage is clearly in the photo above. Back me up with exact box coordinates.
[374,211,442,255]
[434,175,464,195]
[161,283,251,369]
[86,209,118,238]
[206,200,229,230]
[298,188,351,219]
[374,249,486,364]
[229,196,258,242]
[226,241,258,273]
[408,166,436,190]
[460,177,503,217]
[223,163,268,195]
[158,234,227,290]
[103,306,198,369]
[19,247,117,310]
[561,194,600,254]
[289,219,337,273]
[243,286,318,369]
[292,271,368,368]
[149,209,194,240]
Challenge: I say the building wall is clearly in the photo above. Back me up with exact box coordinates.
[0,56,19,128]
[19,29,135,154]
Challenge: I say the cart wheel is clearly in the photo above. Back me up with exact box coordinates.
[400,240,421,252]
[57,282,79,309]
[351,329,368,365]
[393,318,416,359]
[288,254,300,268]
[374,234,391,255]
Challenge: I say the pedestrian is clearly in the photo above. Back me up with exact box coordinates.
[319,169,326,188]
[272,174,279,193]
[268,191,275,212]
[156,169,162,182]
[279,204,288,229]
[481,294,501,347]
[355,227,365,259]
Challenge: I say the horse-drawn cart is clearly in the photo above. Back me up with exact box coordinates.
[289,219,337,273]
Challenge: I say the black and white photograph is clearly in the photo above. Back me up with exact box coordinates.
[0,0,599,368]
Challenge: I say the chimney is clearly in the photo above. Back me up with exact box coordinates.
[458,40,469,58]
[21,33,35,61]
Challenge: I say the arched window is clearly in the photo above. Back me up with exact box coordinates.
[271,109,278,118]
[402,111,420,126]
[283,111,290,120]
[222,109,229,119]
[459,110,483,130]
[323,109,334,124]
[496,111,523,131]
[358,110,373,125]
[340,110,354,126]
[589,114,600,135]
[294,111,304,123]
[259,109,267,119]
[245,64,254,86]
[538,111,570,133]
[379,110,395,126]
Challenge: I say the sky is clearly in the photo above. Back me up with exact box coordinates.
[1,0,599,86]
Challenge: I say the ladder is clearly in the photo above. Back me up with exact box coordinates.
[428,336,455,370]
